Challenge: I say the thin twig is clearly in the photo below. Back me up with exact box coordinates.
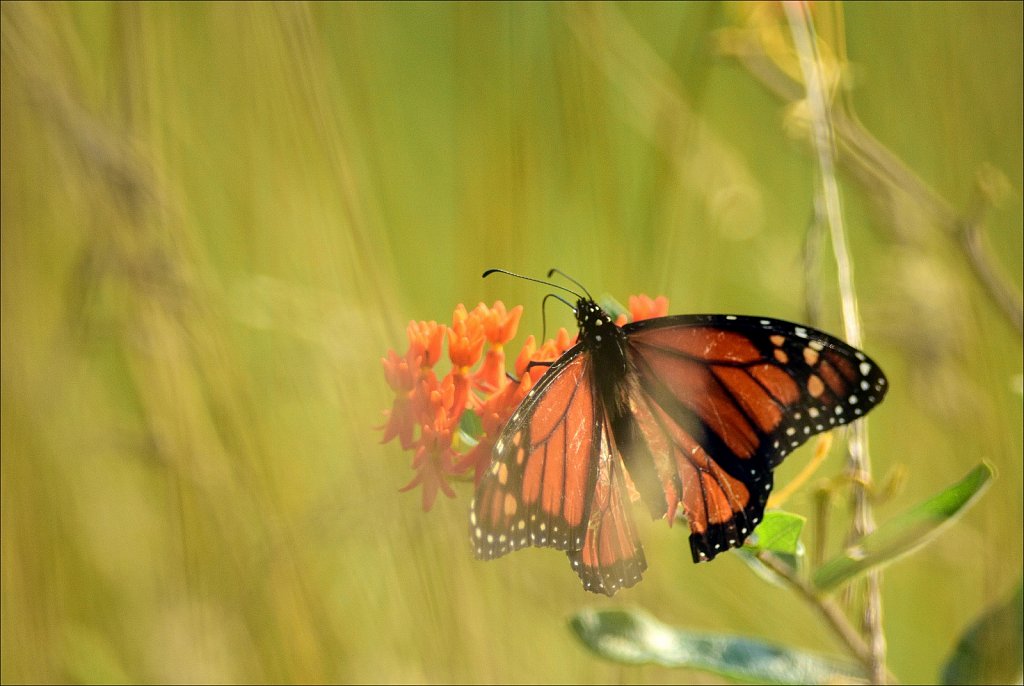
[958,214,1024,334]
[783,4,886,682]
[756,551,898,683]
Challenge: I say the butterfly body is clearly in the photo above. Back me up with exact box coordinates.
[471,295,888,596]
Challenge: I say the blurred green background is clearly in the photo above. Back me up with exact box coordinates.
[2,2,1021,683]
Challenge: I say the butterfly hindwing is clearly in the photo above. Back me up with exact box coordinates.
[566,423,647,595]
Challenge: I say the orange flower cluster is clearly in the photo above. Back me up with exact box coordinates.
[380,295,669,511]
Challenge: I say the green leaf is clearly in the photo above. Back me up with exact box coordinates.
[457,409,483,445]
[940,580,1023,685]
[598,295,628,320]
[813,463,993,593]
[570,607,865,684]
[739,511,806,583]
[745,511,806,556]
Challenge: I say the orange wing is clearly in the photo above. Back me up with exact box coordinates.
[566,423,646,595]
[471,345,647,595]
[618,315,888,562]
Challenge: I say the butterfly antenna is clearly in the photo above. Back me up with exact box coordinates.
[482,268,582,299]
[546,268,592,299]
[540,292,576,340]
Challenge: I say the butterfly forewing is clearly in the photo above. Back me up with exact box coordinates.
[625,315,888,462]
[471,344,599,560]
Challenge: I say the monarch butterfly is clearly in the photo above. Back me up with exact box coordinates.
[470,269,888,596]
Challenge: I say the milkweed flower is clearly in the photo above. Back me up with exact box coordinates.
[406,320,445,368]
[380,349,417,450]
[614,294,670,326]
[399,374,460,510]
[380,302,525,510]
[628,294,670,322]
[474,301,523,393]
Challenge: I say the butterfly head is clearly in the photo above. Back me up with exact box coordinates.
[575,299,619,345]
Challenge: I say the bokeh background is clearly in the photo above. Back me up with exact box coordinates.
[2,2,1021,683]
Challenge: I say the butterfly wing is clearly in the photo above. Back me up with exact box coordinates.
[617,314,888,562]
[470,342,647,595]
[566,425,647,595]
